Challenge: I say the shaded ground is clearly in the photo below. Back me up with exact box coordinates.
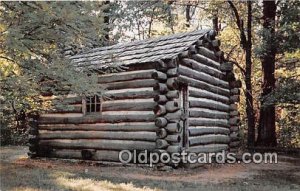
[0,146,299,191]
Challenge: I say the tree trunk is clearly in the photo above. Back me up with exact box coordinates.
[256,0,277,147]
[245,1,256,147]
[227,1,256,147]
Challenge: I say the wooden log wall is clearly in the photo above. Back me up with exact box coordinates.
[153,59,183,160]
[35,66,160,161]
[177,30,241,153]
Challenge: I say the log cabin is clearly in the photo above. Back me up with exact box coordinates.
[28,29,241,164]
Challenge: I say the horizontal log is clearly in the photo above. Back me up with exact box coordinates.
[104,88,157,100]
[153,105,167,116]
[189,118,230,128]
[156,128,167,139]
[165,122,182,133]
[189,134,230,146]
[39,139,156,151]
[165,101,179,112]
[98,69,155,83]
[189,99,230,112]
[155,117,168,128]
[189,108,229,119]
[39,113,155,124]
[220,62,233,72]
[153,83,168,93]
[187,144,228,153]
[188,126,230,136]
[181,58,222,79]
[47,149,121,162]
[152,71,167,81]
[178,65,229,89]
[105,79,156,90]
[165,134,181,143]
[39,122,158,132]
[38,131,157,141]
[197,47,219,62]
[102,99,155,111]
[164,110,182,122]
[191,54,220,70]
[166,68,178,77]
[156,139,169,149]
[189,87,229,104]
[178,75,230,97]
[166,90,179,99]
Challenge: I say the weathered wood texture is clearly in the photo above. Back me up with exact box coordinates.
[39,122,157,132]
[38,66,159,161]
[39,131,157,141]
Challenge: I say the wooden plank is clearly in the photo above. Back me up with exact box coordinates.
[189,134,230,146]
[189,98,230,112]
[98,69,155,83]
[189,87,229,104]
[104,87,157,100]
[191,54,220,70]
[38,131,157,141]
[178,75,230,97]
[189,126,230,136]
[189,108,229,119]
[181,58,222,79]
[102,99,155,111]
[39,122,157,132]
[189,118,229,128]
[178,65,228,88]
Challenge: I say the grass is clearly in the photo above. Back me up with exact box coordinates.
[0,146,300,191]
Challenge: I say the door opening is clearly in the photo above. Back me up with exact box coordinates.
[180,84,189,149]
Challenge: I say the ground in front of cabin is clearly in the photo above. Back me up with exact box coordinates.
[0,146,299,191]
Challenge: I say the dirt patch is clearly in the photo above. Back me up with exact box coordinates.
[1,146,300,191]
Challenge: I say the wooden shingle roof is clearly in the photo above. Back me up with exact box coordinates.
[70,29,211,70]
